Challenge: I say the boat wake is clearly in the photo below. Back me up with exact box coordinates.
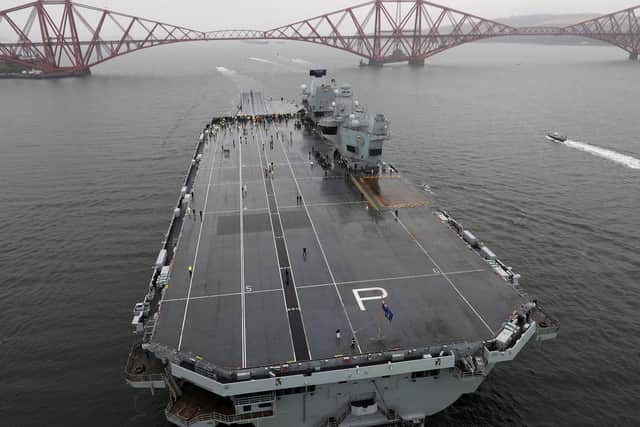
[291,58,312,65]
[215,66,237,75]
[248,57,277,65]
[561,139,640,170]
[216,66,263,93]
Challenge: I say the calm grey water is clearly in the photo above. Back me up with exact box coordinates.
[1,41,639,426]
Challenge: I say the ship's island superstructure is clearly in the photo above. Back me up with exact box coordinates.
[125,71,558,427]
[302,69,388,170]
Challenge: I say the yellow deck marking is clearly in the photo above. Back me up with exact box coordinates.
[350,176,379,210]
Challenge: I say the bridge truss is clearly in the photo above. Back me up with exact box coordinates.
[1,0,639,75]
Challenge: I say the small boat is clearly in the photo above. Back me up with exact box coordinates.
[546,132,567,142]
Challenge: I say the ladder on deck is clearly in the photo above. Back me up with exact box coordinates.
[164,366,182,401]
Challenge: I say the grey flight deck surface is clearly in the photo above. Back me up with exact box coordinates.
[151,92,523,370]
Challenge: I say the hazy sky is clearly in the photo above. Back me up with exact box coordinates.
[6,1,633,30]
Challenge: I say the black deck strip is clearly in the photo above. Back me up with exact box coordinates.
[258,128,311,361]
[271,214,283,237]
[287,309,309,360]
[275,237,288,268]
[265,179,275,193]
[281,269,298,303]
[268,196,278,214]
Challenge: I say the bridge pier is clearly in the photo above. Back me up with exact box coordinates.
[630,52,638,60]
[408,58,425,66]
[0,61,91,79]
[359,59,384,67]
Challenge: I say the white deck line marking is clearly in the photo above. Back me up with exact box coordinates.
[204,207,268,216]
[295,269,487,289]
[177,132,218,351]
[210,179,264,187]
[239,125,247,368]
[394,215,495,334]
[294,282,334,290]
[280,161,310,165]
[217,162,308,169]
[163,288,282,303]
[295,175,344,182]
[439,269,487,276]
[259,123,310,360]
[219,164,261,169]
[274,123,363,354]
[278,200,368,209]
[296,269,487,290]
[336,269,486,285]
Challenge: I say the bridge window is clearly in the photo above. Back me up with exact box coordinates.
[346,145,356,153]
[369,148,382,156]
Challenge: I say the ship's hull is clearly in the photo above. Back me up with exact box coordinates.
[166,367,491,427]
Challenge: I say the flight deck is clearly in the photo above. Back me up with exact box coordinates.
[150,93,524,371]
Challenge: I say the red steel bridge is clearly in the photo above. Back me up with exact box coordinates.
[1,0,639,76]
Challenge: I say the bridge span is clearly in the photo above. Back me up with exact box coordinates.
[1,0,639,77]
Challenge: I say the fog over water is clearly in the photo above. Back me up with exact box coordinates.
[1,40,639,426]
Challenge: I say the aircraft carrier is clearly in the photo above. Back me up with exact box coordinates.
[125,73,558,426]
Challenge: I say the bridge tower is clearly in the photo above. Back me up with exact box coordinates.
[630,34,639,60]
[629,18,639,59]
[33,0,88,75]
[408,0,425,66]
[368,0,384,66]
